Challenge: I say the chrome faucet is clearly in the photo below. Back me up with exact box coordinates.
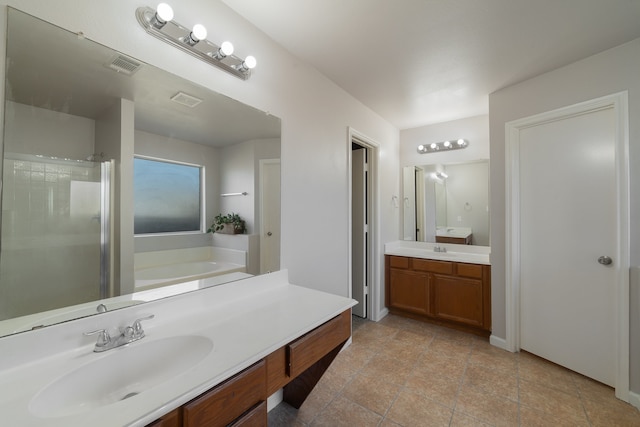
[84,314,154,352]
[434,246,447,253]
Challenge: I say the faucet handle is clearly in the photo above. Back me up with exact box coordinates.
[84,329,111,348]
[132,314,155,338]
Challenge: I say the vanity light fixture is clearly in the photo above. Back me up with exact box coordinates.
[418,139,469,154]
[136,4,257,80]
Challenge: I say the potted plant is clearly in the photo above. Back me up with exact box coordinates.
[207,213,246,235]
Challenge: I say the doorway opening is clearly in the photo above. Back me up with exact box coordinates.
[349,128,378,320]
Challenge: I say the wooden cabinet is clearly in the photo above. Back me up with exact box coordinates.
[146,310,351,426]
[386,255,490,335]
[435,234,472,245]
[183,361,267,427]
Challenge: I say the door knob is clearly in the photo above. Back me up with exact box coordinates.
[597,255,613,266]
[267,231,272,236]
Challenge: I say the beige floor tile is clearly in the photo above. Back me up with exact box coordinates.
[468,341,519,376]
[309,395,382,427]
[429,336,473,359]
[405,368,461,408]
[413,348,469,381]
[582,394,640,427]
[334,341,377,367]
[295,381,337,425]
[341,373,401,416]
[386,390,453,427]
[572,373,619,404]
[455,383,519,426]
[519,352,579,396]
[519,379,589,425]
[463,364,518,401]
[450,411,493,427]
[519,404,590,427]
[359,352,415,386]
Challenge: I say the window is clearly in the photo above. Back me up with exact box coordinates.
[134,157,203,234]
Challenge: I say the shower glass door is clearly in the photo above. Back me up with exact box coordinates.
[0,154,110,321]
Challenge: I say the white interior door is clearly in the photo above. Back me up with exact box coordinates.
[519,106,616,386]
[259,160,280,274]
[352,148,367,318]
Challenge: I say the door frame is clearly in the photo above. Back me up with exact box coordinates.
[505,92,629,400]
[348,127,379,320]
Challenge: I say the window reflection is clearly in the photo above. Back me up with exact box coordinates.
[134,157,202,234]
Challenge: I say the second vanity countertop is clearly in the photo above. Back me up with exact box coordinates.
[385,240,491,265]
[0,270,356,427]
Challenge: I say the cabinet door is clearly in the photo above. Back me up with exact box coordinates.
[389,269,430,315]
[183,360,266,427]
[433,275,483,327]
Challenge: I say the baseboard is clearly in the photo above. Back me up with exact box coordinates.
[372,307,389,322]
[629,390,640,410]
[490,334,509,351]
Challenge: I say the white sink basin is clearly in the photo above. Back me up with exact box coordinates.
[29,335,213,418]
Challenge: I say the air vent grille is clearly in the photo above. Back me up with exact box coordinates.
[106,55,142,75]
[170,92,203,108]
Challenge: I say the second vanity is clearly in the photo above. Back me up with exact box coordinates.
[385,241,491,336]
[0,270,356,426]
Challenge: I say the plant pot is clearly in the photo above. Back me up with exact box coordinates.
[217,223,242,235]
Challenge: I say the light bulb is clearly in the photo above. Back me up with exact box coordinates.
[418,145,425,151]
[220,41,234,56]
[244,55,257,69]
[443,140,451,148]
[156,3,174,22]
[457,139,466,146]
[150,3,174,29]
[430,143,437,149]
[191,24,207,41]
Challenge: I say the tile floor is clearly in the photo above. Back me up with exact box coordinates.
[268,314,640,426]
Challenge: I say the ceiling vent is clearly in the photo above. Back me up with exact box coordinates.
[170,92,203,108]
[106,54,142,76]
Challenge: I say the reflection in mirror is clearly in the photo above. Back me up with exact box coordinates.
[0,8,281,337]
[403,160,489,246]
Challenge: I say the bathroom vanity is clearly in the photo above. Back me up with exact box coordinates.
[385,241,491,336]
[0,271,356,427]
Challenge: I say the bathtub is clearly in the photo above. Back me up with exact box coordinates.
[134,247,247,291]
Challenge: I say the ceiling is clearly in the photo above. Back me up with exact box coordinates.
[222,0,640,130]
[6,8,280,148]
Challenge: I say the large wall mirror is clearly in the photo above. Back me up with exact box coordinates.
[403,160,489,246]
[0,8,281,337]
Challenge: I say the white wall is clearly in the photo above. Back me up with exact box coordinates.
[489,38,640,393]
[2,1,399,319]
[4,101,94,157]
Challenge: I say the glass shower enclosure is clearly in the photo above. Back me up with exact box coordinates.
[0,153,112,321]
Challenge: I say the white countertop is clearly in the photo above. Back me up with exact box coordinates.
[0,270,356,427]
[385,240,491,265]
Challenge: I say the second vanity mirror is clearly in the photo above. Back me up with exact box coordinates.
[0,8,281,337]
[403,160,489,246]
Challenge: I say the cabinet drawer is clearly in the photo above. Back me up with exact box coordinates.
[413,258,453,274]
[183,360,266,427]
[389,256,409,269]
[287,310,351,378]
[145,408,181,427]
[456,263,483,278]
[229,401,267,427]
